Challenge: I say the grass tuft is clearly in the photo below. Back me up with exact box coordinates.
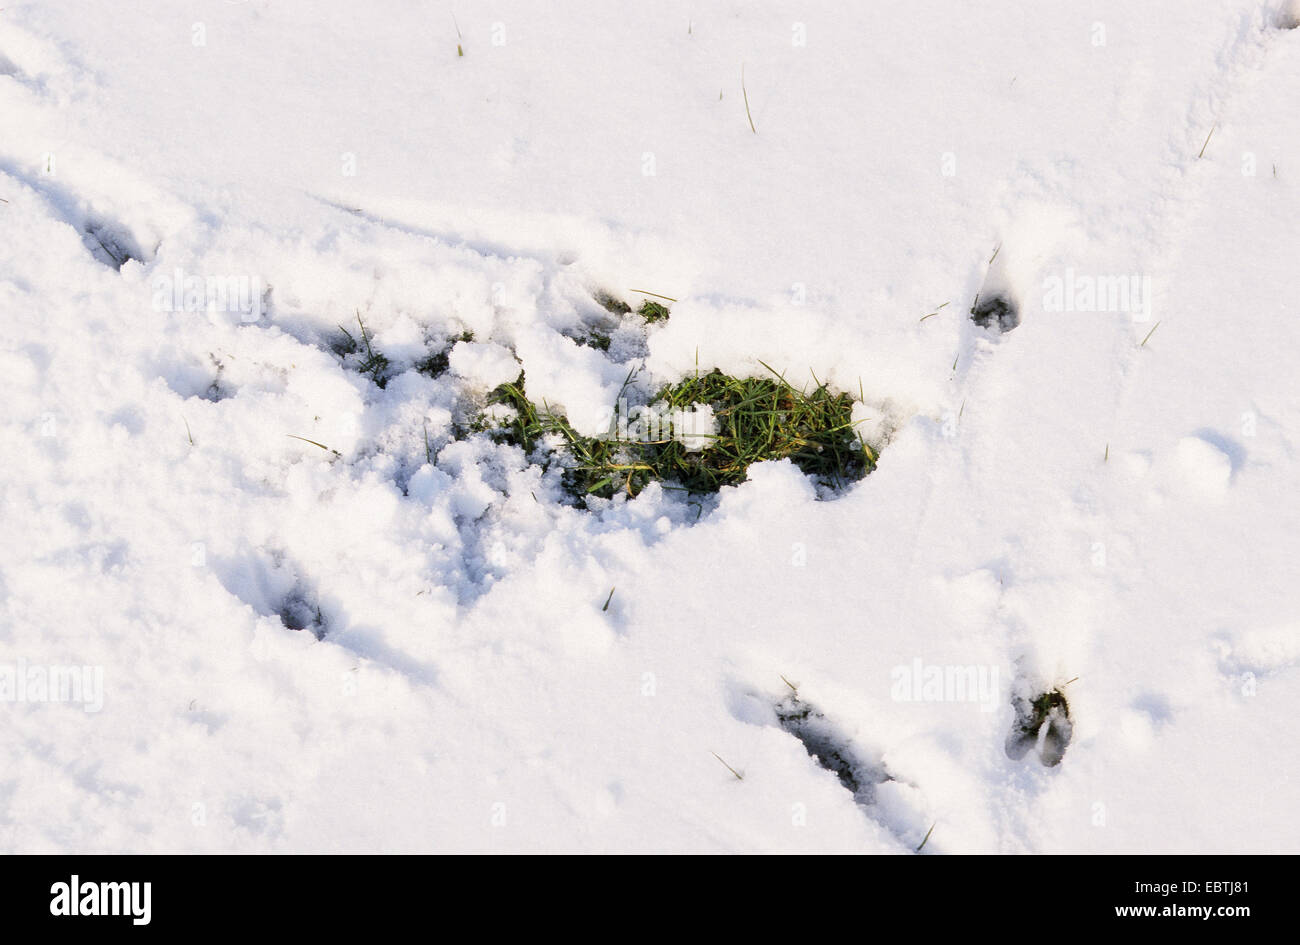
[352,311,390,387]
[475,364,875,502]
[638,300,671,323]
[594,291,672,323]
[334,312,392,387]
[577,328,612,351]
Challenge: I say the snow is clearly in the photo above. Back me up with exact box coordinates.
[447,340,521,390]
[1,1,1298,852]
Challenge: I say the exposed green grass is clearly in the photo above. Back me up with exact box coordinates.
[637,300,671,324]
[318,302,873,504]
[334,312,391,387]
[478,373,550,452]
[593,291,632,316]
[575,328,612,351]
[353,312,390,386]
[572,296,666,351]
[594,291,672,324]
[477,364,875,502]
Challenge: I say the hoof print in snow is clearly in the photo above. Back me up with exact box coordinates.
[214,552,329,641]
[593,290,632,316]
[565,314,616,353]
[771,688,931,851]
[593,290,671,324]
[573,325,614,352]
[279,592,326,640]
[969,293,1019,333]
[1006,688,1073,767]
[204,354,231,402]
[414,330,475,379]
[572,292,664,360]
[775,693,888,801]
[82,218,142,271]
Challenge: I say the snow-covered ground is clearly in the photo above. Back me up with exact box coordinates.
[2,1,1298,853]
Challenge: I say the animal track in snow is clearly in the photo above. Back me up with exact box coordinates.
[772,689,932,850]
[969,293,1019,333]
[775,692,890,800]
[212,549,330,641]
[968,242,1020,333]
[81,216,143,270]
[1275,0,1300,30]
[1214,623,1300,685]
[0,157,152,271]
[1005,686,1073,767]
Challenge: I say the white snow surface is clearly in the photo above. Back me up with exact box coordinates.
[1,1,1298,852]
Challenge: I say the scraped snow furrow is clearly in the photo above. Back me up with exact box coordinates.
[774,691,931,852]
